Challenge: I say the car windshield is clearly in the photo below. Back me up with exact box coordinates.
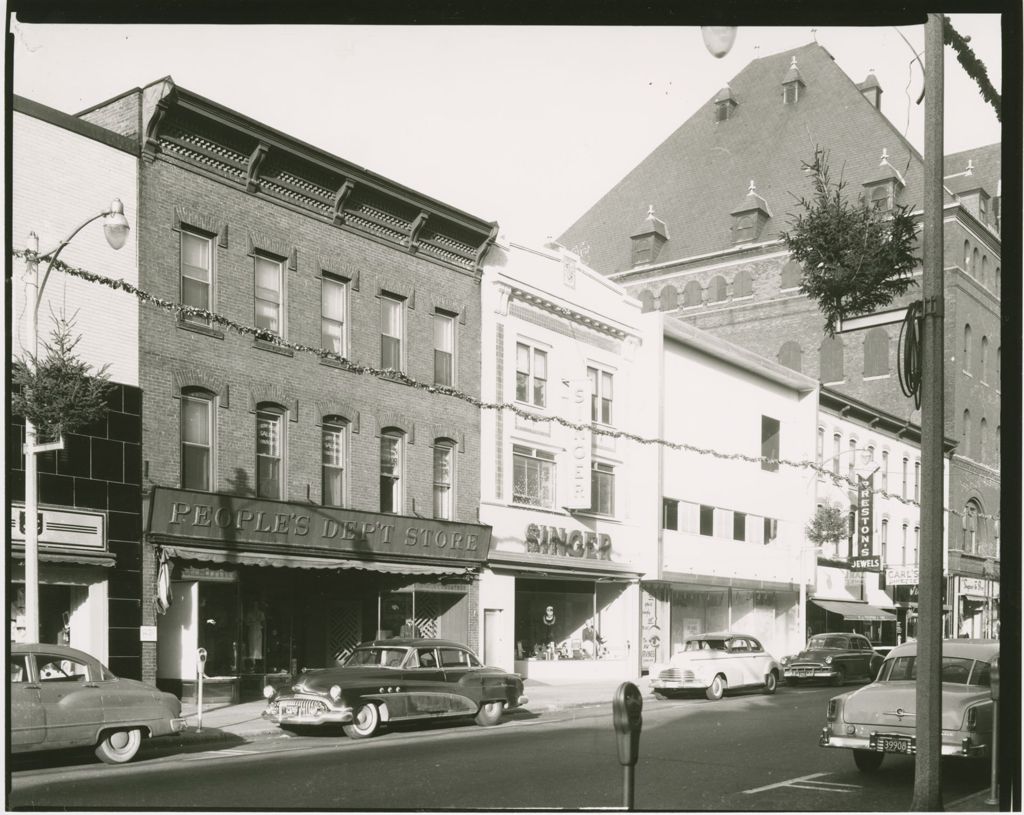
[684,639,728,652]
[343,647,409,668]
[807,635,849,650]
[880,655,986,685]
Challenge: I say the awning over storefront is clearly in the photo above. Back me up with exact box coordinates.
[811,599,896,622]
[10,545,117,568]
[159,544,475,577]
[487,551,642,580]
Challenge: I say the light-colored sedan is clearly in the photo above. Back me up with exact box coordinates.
[648,632,781,700]
[819,638,998,772]
[10,643,186,764]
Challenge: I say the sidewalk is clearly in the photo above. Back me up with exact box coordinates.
[167,676,641,749]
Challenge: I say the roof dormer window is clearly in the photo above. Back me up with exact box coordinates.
[862,149,905,213]
[630,205,669,267]
[782,56,805,105]
[713,85,737,122]
[730,181,772,244]
[870,182,894,212]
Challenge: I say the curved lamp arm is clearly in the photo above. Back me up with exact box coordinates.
[34,199,130,308]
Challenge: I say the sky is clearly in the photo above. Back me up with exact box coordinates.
[10,16,1003,247]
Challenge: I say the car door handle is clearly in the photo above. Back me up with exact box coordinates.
[85,683,100,688]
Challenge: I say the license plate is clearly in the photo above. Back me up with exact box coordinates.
[280,704,297,716]
[874,735,914,754]
[796,669,811,675]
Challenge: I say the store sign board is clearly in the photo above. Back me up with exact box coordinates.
[525,523,612,560]
[887,565,919,585]
[850,556,881,572]
[857,474,874,557]
[9,503,105,549]
[563,380,591,509]
[148,487,492,562]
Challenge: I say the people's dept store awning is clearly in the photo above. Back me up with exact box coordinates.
[811,599,896,622]
[159,544,475,577]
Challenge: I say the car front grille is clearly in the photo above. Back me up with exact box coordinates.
[279,697,329,716]
[656,668,695,682]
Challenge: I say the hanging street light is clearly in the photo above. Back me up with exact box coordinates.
[701,26,738,58]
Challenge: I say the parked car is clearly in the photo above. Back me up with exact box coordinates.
[10,643,186,764]
[819,638,998,772]
[262,638,528,738]
[780,632,883,686]
[648,632,780,700]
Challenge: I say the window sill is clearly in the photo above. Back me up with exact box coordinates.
[863,373,891,381]
[378,370,408,385]
[508,502,567,517]
[177,319,225,340]
[319,357,348,371]
[569,510,621,524]
[253,338,294,357]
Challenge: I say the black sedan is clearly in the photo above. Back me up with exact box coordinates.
[262,638,527,738]
[781,633,883,686]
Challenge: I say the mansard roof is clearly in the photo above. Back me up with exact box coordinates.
[557,42,936,277]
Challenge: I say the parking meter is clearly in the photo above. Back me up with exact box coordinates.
[613,681,643,765]
[196,648,208,732]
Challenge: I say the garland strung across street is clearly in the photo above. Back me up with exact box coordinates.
[13,249,997,524]
[943,16,1002,122]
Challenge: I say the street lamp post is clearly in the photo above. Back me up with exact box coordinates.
[20,200,130,644]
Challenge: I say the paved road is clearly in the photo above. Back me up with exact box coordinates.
[8,685,990,810]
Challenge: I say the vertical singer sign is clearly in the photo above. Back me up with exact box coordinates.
[564,380,592,508]
[851,473,880,571]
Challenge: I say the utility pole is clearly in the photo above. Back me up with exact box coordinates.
[910,12,944,811]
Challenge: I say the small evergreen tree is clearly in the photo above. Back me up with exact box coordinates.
[782,148,919,336]
[12,312,113,443]
[805,500,849,553]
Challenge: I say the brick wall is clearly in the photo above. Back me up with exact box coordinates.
[138,156,483,520]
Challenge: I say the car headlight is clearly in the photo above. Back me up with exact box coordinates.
[780,656,790,665]
[263,685,276,699]
[329,684,342,701]
[824,656,833,664]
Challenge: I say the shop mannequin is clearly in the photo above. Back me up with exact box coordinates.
[245,601,266,667]
[542,605,556,658]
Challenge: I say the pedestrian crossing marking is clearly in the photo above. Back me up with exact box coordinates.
[743,773,861,794]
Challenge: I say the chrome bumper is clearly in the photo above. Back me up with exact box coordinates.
[819,726,988,757]
[650,678,706,690]
[170,717,187,733]
[262,704,353,726]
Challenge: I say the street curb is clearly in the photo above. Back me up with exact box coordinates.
[171,694,642,749]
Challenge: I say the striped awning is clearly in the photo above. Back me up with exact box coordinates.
[159,544,474,577]
[812,599,896,622]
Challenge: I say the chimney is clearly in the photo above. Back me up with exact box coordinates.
[857,70,883,111]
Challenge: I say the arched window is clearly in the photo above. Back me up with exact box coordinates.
[819,335,845,383]
[979,418,987,463]
[963,240,970,271]
[433,438,456,520]
[380,429,404,514]
[972,248,979,277]
[780,259,802,290]
[322,416,348,507]
[778,341,802,372]
[863,327,890,377]
[961,409,971,458]
[181,388,214,491]
[732,269,753,298]
[962,499,983,553]
[659,285,678,311]
[638,290,655,313]
[981,255,988,287]
[683,279,703,307]
[963,324,972,373]
[980,336,989,382]
[256,404,286,499]
[706,275,727,303]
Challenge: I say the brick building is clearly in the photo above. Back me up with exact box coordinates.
[78,78,498,698]
[10,96,144,679]
[557,43,1000,638]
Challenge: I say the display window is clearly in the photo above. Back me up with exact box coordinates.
[514,578,622,661]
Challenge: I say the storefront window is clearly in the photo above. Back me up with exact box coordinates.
[198,582,240,676]
[514,579,618,661]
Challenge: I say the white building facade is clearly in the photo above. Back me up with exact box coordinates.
[10,97,140,669]
[636,315,819,668]
[811,389,954,644]
[477,240,654,680]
